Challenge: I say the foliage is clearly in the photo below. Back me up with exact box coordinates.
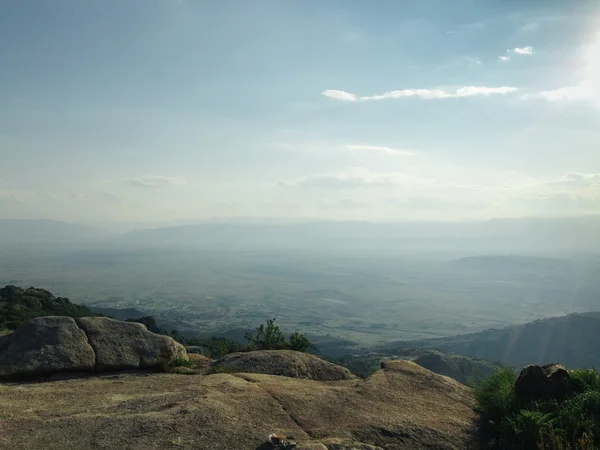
[245,318,286,350]
[569,369,600,394]
[475,366,600,449]
[168,358,195,369]
[244,318,312,352]
[0,285,96,330]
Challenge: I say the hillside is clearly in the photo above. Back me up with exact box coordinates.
[381,312,600,369]
[0,359,477,449]
[0,285,95,330]
[337,348,502,384]
[115,216,600,253]
[449,255,573,275]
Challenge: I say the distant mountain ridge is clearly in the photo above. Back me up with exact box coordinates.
[2,216,599,252]
[0,219,112,244]
[381,312,600,369]
[115,215,600,252]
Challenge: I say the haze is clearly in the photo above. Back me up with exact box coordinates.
[1,1,599,351]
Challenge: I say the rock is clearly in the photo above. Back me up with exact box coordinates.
[0,316,95,380]
[0,360,477,449]
[514,363,570,400]
[75,317,188,372]
[211,350,355,381]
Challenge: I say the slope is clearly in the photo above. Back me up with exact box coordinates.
[381,312,600,369]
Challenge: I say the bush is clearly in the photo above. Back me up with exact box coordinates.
[168,358,195,369]
[475,366,600,450]
[245,318,313,353]
[569,369,600,394]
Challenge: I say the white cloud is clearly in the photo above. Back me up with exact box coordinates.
[322,90,358,102]
[546,173,600,187]
[345,144,415,156]
[513,46,533,55]
[0,189,37,204]
[70,192,124,203]
[498,56,511,62]
[538,86,584,102]
[322,86,518,102]
[280,168,408,189]
[125,175,187,188]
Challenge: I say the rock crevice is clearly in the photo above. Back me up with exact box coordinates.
[74,318,99,372]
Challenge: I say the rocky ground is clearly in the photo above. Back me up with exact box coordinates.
[0,316,479,449]
[0,359,477,449]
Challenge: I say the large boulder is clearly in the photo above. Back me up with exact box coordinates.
[75,316,188,371]
[514,363,570,401]
[211,350,355,381]
[0,316,95,380]
[0,316,188,380]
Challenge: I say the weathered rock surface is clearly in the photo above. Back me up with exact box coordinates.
[0,360,477,449]
[0,316,187,380]
[0,316,95,379]
[514,363,570,400]
[76,317,188,372]
[212,350,355,381]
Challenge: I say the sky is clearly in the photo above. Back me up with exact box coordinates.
[1,0,599,225]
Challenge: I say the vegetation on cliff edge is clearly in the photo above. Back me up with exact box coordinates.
[476,367,600,449]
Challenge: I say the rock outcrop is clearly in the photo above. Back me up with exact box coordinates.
[0,316,96,379]
[0,360,477,449]
[514,363,570,400]
[76,316,188,372]
[211,350,355,381]
[0,316,187,380]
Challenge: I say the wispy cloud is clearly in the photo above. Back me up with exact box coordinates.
[322,86,518,102]
[519,23,539,33]
[70,192,124,203]
[513,46,534,55]
[543,173,600,187]
[0,189,37,204]
[280,168,407,189]
[538,86,586,102]
[346,144,416,156]
[322,90,358,101]
[125,175,187,188]
[499,46,533,60]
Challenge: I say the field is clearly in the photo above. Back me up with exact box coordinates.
[1,240,599,348]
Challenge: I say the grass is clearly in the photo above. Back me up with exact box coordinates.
[168,358,195,369]
[475,367,600,449]
[205,365,241,375]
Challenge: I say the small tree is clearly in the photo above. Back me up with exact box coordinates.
[245,318,312,352]
[288,331,312,352]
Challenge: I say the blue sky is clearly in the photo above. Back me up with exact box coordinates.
[1,0,599,224]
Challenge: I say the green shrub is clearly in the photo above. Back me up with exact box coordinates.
[168,358,195,369]
[569,369,600,394]
[476,366,600,450]
[244,318,313,353]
